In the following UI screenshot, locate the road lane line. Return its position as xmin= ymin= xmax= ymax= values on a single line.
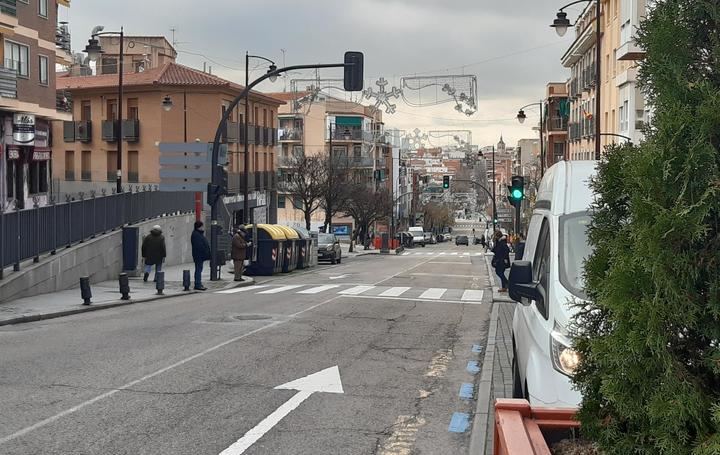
xmin=216 ymin=285 xmax=270 ymax=294
xmin=378 ymin=287 xmax=411 ymax=297
xmin=0 ymin=295 xmax=343 ymax=446
xmin=461 ymin=290 xmax=484 ymax=301
xmin=257 ymin=285 xmax=304 ymax=294
xmin=338 ymin=285 xmax=375 ymax=295
xmin=419 ymin=288 xmax=447 ymax=299
xmin=297 ymin=285 xmax=340 ymax=294
xmin=411 ymin=273 xmax=477 ymax=278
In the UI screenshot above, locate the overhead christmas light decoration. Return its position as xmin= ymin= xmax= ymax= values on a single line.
xmin=400 ymin=75 xmax=478 ymax=116
xmin=404 ymin=128 xmax=429 ymax=150
xmin=362 ymin=77 xmax=402 ymax=115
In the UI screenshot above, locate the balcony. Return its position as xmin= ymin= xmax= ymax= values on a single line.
xmin=224 ymin=121 xmax=239 ymax=143
xmin=56 ymin=23 xmax=71 ymax=53
xmin=122 ymin=119 xmax=139 ymax=142
xmin=330 ymin=128 xmax=364 ymax=142
xmin=75 ymin=121 xmax=91 ymax=143
xmin=56 ymin=90 xmax=72 ymax=112
xmin=548 ymin=117 xmax=568 ymax=131
xmin=279 ymin=128 xmax=303 ymax=141
xmin=102 ymin=120 xmax=117 ymax=142
xmin=349 ymin=156 xmax=374 ymax=167
xmin=227 ymin=171 xmax=277 ymax=193
xmin=0 ymin=66 xmax=17 ymax=99
xmin=262 ymin=127 xmax=269 ymax=146
xmin=0 ymin=0 xmax=16 ymax=17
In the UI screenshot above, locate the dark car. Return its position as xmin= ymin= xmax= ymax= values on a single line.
xmin=318 ymin=233 xmax=342 ymax=264
xmin=455 ymin=235 xmax=469 ymax=246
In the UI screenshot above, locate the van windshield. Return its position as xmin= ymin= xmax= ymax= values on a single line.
xmin=559 ymin=212 xmax=592 ymax=299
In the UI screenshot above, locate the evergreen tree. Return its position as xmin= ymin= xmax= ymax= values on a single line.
xmin=572 ymin=1 xmax=720 ymax=453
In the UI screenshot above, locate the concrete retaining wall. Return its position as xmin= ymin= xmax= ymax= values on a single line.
xmin=0 ymin=213 xmax=196 ymax=304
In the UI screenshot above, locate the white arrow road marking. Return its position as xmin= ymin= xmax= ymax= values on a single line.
xmin=328 ymin=274 xmax=349 ymax=280
xmin=219 ymin=366 xmax=344 ymax=455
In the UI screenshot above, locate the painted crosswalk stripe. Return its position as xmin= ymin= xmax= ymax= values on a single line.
xmin=439 ymin=252 xmax=447 ymax=255
xmin=419 ymin=288 xmax=447 ymax=299
xmin=461 ymin=253 xmax=469 ymax=256
xmin=461 ymin=290 xmax=484 ymax=302
xmin=297 ymin=285 xmax=340 ymax=294
xmin=216 ymin=285 xmax=270 ymax=294
xmin=451 ymin=252 xmax=458 ymax=256
xmin=257 ymin=285 xmax=304 ymax=294
xmin=338 ymin=285 xmax=376 ymax=295
xmin=379 ymin=287 xmax=411 ymax=297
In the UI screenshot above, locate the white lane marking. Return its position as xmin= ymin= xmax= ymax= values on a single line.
xmin=461 ymin=253 xmax=469 ymax=256
xmin=451 ymin=252 xmax=458 ymax=256
xmin=378 ymin=287 xmax=411 ymax=297
xmin=328 ymin=274 xmax=349 ymax=280
xmin=257 ymin=285 xmax=304 ymax=294
xmin=411 ymin=272 xmax=477 ymax=278
xmin=346 ymin=294 xmax=469 ymax=304
xmin=338 ymin=285 xmax=376 ymax=295
xmin=419 ymin=288 xmax=447 ymax=299
xmin=439 ymin=252 xmax=447 ymax=255
xmin=219 ymin=366 xmax=344 ymax=455
xmin=297 ymin=285 xmax=340 ymax=294
xmin=216 ymin=285 xmax=270 ymax=294
xmin=461 ymin=290 xmax=484 ymax=301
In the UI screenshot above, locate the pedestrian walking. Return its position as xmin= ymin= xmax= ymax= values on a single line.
xmin=231 ymin=228 xmax=249 ymax=281
xmin=491 ymin=230 xmax=510 ymax=292
xmin=141 ymin=225 xmax=166 ymax=282
xmin=191 ymin=221 xmax=211 ymax=290
xmin=479 ymin=234 xmax=487 ymax=251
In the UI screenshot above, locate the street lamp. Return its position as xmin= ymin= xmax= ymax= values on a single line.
xmin=84 ymin=25 xmax=124 ymax=193
xmin=242 ymin=53 xmax=278 ymax=225
xmin=516 ymin=102 xmax=545 ymax=176
xmin=551 ymin=0 xmax=601 ymax=160
xmin=161 ymin=95 xmax=173 ymax=112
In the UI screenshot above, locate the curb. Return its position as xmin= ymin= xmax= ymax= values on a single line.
xmin=0 ymin=277 xmax=255 ymax=327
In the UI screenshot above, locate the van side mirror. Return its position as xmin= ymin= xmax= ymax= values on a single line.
xmin=509 ymin=261 xmax=537 ymax=304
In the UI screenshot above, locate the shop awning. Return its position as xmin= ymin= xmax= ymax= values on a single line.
xmin=335 ymin=116 xmax=362 ymax=127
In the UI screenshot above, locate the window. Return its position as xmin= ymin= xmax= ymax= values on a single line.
xmin=81 ymin=100 xmax=91 ymax=121
xmin=29 ymin=161 xmax=48 ymax=194
xmin=254 ymin=106 xmax=259 ymax=125
xmin=277 ymin=195 xmax=286 ymax=209
xmin=106 ymin=99 xmax=117 ymax=121
xmin=559 ymin=212 xmax=592 ymax=299
xmin=263 ymin=108 xmax=267 ymax=127
xmin=107 ymin=150 xmax=117 ymax=181
xmin=128 ymin=151 xmax=139 ymax=182
xmin=292 ymin=145 xmax=303 ymax=156
xmin=38 ymin=0 xmax=48 ymax=17
xmin=293 ymin=196 xmax=303 ymax=209
xmin=254 ymin=151 xmax=259 ymax=172
xmin=38 ymin=55 xmax=48 ymax=85
xmin=101 ymin=57 xmax=117 ymax=75
xmin=5 ymin=41 xmax=29 ymax=77
xmin=81 ymin=151 xmax=91 ymax=181
xmin=532 ymin=218 xmax=551 ymax=320
xmin=127 ymin=98 xmax=139 ymax=120
xmin=65 ymin=151 xmax=75 ymax=181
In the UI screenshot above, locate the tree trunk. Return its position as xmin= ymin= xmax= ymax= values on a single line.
xmin=304 ymin=210 xmax=312 ymax=231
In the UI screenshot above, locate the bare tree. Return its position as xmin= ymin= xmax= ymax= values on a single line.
xmin=421 ymin=201 xmax=454 ymax=232
xmin=279 ymin=152 xmax=325 ymax=230
xmin=319 ymin=151 xmax=353 ymax=233
xmin=342 ymin=185 xmax=391 ymax=247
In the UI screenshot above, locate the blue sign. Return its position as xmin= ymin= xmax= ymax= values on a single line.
xmin=332 ymin=225 xmax=350 ymax=235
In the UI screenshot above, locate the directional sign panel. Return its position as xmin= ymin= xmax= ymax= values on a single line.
xmin=158 ymin=142 xmax=227 ymax=192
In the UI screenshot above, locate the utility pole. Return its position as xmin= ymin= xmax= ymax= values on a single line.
xmin=492 ymin=145 xmax=496 ymax=232
xmin=327 ymin=122 xmax=332 ymax=234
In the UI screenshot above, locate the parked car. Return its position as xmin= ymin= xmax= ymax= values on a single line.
xmin=436 ymin=233 xmax=446 ymax=243
xmin=317 ymin=233 xmax=342 ymax=264
xmin=455 ymin=235 xmax=469 ymax=246
xmin=408 ymin=227 xmax=426 ymax=247
xmin=424 ymin=232 xmax=436 ymax=244
xmin=509 ymin=160 xmax=596 ymax=408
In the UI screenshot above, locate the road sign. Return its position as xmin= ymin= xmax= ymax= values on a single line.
xmin=219 ymin=366 xmax=344 ymax=454
xmin=158 ymin=142 xmax=228 ymax=192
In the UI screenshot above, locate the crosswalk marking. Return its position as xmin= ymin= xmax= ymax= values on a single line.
xmin=461 ymin=290 xmax=484 ymax=301
xmin=298 ymin=285 xmax=340 ymax=294
xmin=379 ymin=287 xmax=411 ymax=297
xmin=461 ymin=253 xmax=469 ymax=256
xmin=216 ymin=285 xmax=270 ymax=294
xmin=257 ymin=285 xmax=304 ymax=294
xmin=419 ymin=288 xmax=447 ymax=299
xmin=338 ymin=285 xmax=376 ymax=295
xmin=451 ymin=253 xmax=458 ymax=256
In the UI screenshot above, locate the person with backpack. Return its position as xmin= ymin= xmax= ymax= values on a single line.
xmin=141 ymin=225 xmax=166 ymax=282
xmin=491 ymin=230 xmax=510 ymax=292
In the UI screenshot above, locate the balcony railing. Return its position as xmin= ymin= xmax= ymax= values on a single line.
xmin=262 ymin=127 xmax=269 ymax=146
xmin=56 ymin=23 xmax=71 ymax=53
xmin=0 ymin=66 xmax=17 ymax=99
xmin=330 ymin=128 xmax=364 ymax=141
xmin=56 ymin=90 xmax=72 ymax=112
xmin=0 ymin=0 xmax=16 ymax=17
xmin=279 ymin=128 xmax=303 ymax=141
xmin=75 ymin=121 xmax=91 ymax=143
xmin=548 ymin=117 xmax=568 ymax=131
xmin=349 ymin=156 xmax=374 ymax=167
xmin=227 ymin=171 xmax=277 ymax=193
xmin=224 ymin=121 xmax=239 ymax=143
xmin=122 ymin=119 xmax=139 ymax=142
xmin=102 ymin=120 xmax=117 ymax=142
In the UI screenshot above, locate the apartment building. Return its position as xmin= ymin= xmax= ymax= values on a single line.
xmin=0 ymin=0 xmax=72 ymax=210
xmin=543 ymin=82 xmax=569 ymax=166
xmin=54 ymin=40 xmax=283 ymax=224
xmin=270 ymin=91 xmax=390 ymax=233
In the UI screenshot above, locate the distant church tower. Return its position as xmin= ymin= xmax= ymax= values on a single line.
xmin=497 ymin=135 xmax=506 ymax=153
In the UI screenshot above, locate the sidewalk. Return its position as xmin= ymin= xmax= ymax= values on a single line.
xmin=0 ymin=262 xmax=253 ymax=327
xmin=340 ymin=244 xmax=380 ymax=258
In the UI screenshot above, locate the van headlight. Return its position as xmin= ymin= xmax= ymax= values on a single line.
xmin=550 ymin=321 xmax=581 ymax=377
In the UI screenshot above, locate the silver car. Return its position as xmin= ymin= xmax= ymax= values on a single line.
xmin=317 ymin=233 xmax=342 ymax=264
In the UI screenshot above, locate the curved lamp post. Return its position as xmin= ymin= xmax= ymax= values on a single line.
xmin=551 ymin=0 xmax=601 ymax=161
xmin=516 ymin=102 xmax=545 ymax=176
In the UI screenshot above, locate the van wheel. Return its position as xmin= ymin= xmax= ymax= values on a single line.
xmin=512 ymin=352 xmax=524 ymax=399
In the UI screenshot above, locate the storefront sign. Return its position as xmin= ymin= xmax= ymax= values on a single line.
xmin=32 ymin=149 xmax=50 ymax=161
xmin=7 ymin=146 xmax=20 ymax=160
xmin=13 ymin=113 xmax=35 ymax=144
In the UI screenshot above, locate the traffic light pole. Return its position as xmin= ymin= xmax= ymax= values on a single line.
xmin=515 ymin=203 xmax=521 ymax=237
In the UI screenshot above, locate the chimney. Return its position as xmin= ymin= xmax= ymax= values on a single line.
xmin=203 ymin=62 xmax=206 ymax=73
xmin=208 ymin=66 xmax=212 ymax=75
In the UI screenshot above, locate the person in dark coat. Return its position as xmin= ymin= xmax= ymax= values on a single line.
xmin=491 ymin=230 xmax=511 ymax=292
xmin=191 ymin=221 xmax=211 ymax=290
xmin=141 ymin=225 xmax=166 ymax=282
xmin=231 ymin=228 xmax=249 ymax=281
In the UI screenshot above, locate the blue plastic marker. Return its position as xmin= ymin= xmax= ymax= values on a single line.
xmin=459 ymin=383 xmax=474 ymax=400
xmin=466 ymin=360 xmax=480 ymax=374
xmin=448 ymin=412 xmax=471 ymax=433
xmin=472 ymin=344 xmax=483 ymax=353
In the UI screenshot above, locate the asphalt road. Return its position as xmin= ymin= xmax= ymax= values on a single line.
xmin=0 ymin=241 xmax=493 ymax=455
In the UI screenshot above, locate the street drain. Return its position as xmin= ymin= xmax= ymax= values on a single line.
xmin=233 ymin=314 xmax=272 ymax=321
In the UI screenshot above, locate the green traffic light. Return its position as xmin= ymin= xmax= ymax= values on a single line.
xmin=511 ymin=188 xmax=523 ymax=199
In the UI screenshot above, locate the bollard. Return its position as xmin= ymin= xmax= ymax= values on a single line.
xmin=80 ymin=277 xmax=92 ymax=305
xmin=182 ymin=270 xmax=191 ymax=291
xmin=119 ymin=273 xmax=130 ymax=300
xmin=155 ymin=271 xmax=165 ymax=295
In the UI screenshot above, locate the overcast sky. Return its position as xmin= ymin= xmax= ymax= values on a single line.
xmin=64 ymin=0 xmax=584 ymax=148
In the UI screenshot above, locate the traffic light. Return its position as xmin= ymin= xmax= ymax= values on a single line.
xmin=207 ymin=165 xmax=229 ymax=205
xmin=343 ymin=52 xmax=364 ymax=91
xmin=442 ymin=175 xmax=450 ymax=189
xmin=507 ymin=175 xmax=525 ymax=208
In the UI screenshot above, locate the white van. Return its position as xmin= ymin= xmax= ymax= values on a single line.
xmin=408 ymin=227 xmax=426 ymax=247
xmin=508 ymin=160 xmax=595 ymax=408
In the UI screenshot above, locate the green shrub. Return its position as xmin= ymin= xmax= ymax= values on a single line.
xmin=572 ymin=1 xmax=720 ymax=453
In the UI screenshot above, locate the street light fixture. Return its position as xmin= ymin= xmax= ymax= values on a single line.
xmin=551 ymin=0 xmax=601 ymax=160
xmin=162 ymin=95 xmax=173 ymax=112
xmin=516 ymin=109 xmax=527 ymax=124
